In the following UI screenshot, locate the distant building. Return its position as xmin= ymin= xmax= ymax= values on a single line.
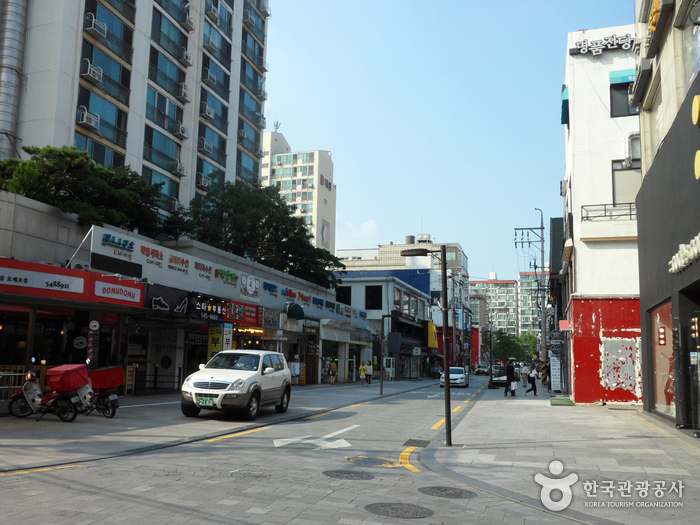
xmin=518 ymin=271 xmax=547 ymax=336
xmin=469 ymin=274 xmax=518 ymax=336
xmin=260 ymin=132 xmax=336 ymax=253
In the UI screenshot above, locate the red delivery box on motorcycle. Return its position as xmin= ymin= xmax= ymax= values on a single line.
xmin=46 ymin=364 xmax=89 ymax=392
xmin=90 ymin=366 xmax=125 ymax=389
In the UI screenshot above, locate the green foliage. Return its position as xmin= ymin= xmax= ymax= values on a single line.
xmin=182 ymin=182 xmax=346 ymax=289
xmin=0 ymin=146 xmax=163 ymax=234
xmin=492 ymin=330 xmax=527 ymax=363
xmin=518 ymin=332 xmax=538 ymax=359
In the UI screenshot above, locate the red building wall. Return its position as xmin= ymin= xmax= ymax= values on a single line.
xmin=570 ymin=297 xmax=642 ymax=404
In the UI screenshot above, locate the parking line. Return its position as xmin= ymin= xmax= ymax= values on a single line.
xmin=431 ymin=418 xmax=445 ymax=430
xmin=206 ymin=426 xmax=271 ymax=442
xmin=0 ymin=465 xmax=83 ymax=477
xmin=452 ymin=405 xmax=462 ymax=413
xmin=399 ymin=447 xmax=421 ymax=472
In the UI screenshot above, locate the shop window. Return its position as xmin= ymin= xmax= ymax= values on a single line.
xmin=336 ymin=286 xmax=351 ymax=306
xmin=365 ymin=285 xmax=382 ymax=310
xmin=612 ymin=160 xmax=642 ymax=204
xmin=610 ymin=82 xmax=638 ymax=118
xmin=652 ymin=301 xmax=674 ymax=418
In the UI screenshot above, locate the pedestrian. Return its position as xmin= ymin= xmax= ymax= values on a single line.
xmin=504 ymin=360 xmax=516 ymax=397
xmin=365 ymin=362 xmax=372 ymax=385
xmin=525 ymin=363 xmax=538 ymax=396
xmin=329 ymin=360 xmax=337 ymax=385
xmin=359 ymin=361 xmax=367 ymax=386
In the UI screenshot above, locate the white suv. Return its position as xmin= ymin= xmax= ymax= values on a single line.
xmin=181 ymin=349 xmax=291 ymax=420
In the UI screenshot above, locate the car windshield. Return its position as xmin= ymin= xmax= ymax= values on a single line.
xmin=449 ymin=367 xmax=464 ymax=375
xmin=206 ymin=353 xmax=260 ymax=371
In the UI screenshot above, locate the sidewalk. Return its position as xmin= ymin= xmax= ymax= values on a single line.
xmin=431 ymin=384 xmax=700 ymax=524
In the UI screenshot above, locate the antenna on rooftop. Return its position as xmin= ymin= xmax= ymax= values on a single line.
xmin=274 ymin=121 xmax=281 ymax=132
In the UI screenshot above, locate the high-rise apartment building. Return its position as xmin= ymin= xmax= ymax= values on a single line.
xmin=518 ymin=271 xmax=547 ymax=336
xmin=0 ymin=0 xmax=269 ymax=213
xmin=469 ymin=274 xmax=518 ymax=336
xmin=260 ymin=131 xmax=336 ymax=253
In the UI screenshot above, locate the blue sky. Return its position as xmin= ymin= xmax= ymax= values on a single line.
xmin=264 ymin=1 xmax=635 ymax=281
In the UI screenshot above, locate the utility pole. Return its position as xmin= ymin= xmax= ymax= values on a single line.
xmin=515 ymin=209 xmax=546 ymax=360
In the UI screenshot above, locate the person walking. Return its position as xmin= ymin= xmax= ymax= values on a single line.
xmin=329 ymin=360 xmax=337 ymax=385
xmin=525 ymin=363 xmax=538 ymax=396
xmin=365 ymin=362 xmax=373 ymax=386
xmin=504 ymin=360 xmax=516 ymax=397
xmin=359 ymin=361 xmax=367 ymax=386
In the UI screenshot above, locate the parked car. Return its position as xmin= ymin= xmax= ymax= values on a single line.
xmin=490 ymin=364 xmax=520 ymax=387
xmin=440 ymin=367 xmax=469 ymax=388
xmin=181 ymin=349 xmax=291 ymax=420
xmin=475 ymin=364 xmax=489 ymax=376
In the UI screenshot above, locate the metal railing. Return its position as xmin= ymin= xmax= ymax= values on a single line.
xmin=581 ymin=203 xmax=636 ymax=221
xmin=149 ymin=64 xmax=180 ymax=98
xmin=146 ymin=103 xmax=180 ymax=135
xmin=0 ymin=371 xmax=24 ymax=401
xmin=104 ymin=0 xmax=136 ymax=23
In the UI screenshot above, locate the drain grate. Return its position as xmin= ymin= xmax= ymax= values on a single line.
xmin=403 ymin=439 xmax=431 ymax=448
xmin=323 ymin=470 xmax=374 ymax=480
xmin=418 ymin=486 xmax=477 ymax=499
xmin=365 ymin=503 xmax=434 ymax=519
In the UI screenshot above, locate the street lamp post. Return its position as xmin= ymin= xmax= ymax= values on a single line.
xmin=401 ymin=244 xmax=452 ymax=447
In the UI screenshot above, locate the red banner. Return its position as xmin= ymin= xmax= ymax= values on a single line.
xmin=225 ymin=300 xmax=263 ymax=326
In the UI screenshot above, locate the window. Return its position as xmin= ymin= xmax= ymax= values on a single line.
xmin=612 ymin=160 xmax=642 ymax=204
xmin=81 ymin=41 xmax=131 ymax=105
xmin=74 ymin=132 xmax=124 ymax=168
xmin=336 ymin=286 xmax=351 ymax=306
xmin=610 ymin=82 xmax=638 ymax=118
xmin=682 ymin=14 xmax=700 ymax=91
xmin=236 ymin=150 xmax=258 ymax=183
xmin=201 ymin=88 xmax=228 ymax=133
xmin=77 ymin=86 xmax=127 ymax=148
xmin=197 ymin=157 xmax=224 ymax=186
xmin=143 ymin=166 xmax=179 ymax=200
xmin=365 ymin=285 xmax=382 ymax=310
xmin=649 ymin=85 xmax=663 ymax=156
xmin=652 ymin=301 xmax=674 ymax=417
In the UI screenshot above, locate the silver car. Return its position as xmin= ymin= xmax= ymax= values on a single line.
xmin=440 ymin=366 xmax=469 ymax=388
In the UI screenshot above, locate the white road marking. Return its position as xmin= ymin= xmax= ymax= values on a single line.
xmin=120 ymin=402 xmax=181 ymax=408
xmin=273 ymin=425 xmax=359 ymax=450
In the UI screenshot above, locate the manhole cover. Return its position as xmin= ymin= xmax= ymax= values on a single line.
xmin=403 ymin=439 xmax=431 ymax=448
xmin=347 ymin=457 xmax=392 ymax=467
xmin=323 ymin=470 xmax=374 ymax=480
xmin=418 ymin=486 xmax=477 ymax=499
xmin=365 ymin=503 xmax=434 ymax=519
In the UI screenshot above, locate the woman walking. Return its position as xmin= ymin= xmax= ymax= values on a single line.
xmin=525 ymin=363 xmax=538 ymax=396
xmin=359 ymin=361 xmax=367 ymax=386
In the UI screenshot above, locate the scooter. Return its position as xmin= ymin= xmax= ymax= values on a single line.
xmin=77 ymin=381 xmax=119 ymax=418
xmin=8 ymin=369 xmax=81 ymax=422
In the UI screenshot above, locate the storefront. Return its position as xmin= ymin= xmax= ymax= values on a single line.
xmin=637 ymin=71 xmax=700 ymax=428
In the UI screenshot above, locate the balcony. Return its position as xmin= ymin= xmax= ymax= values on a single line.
xmin=154 ymin=0 xmax=191 ymax=32
xmin=152 ymin=24 xmax=186 ymax=64
xmin=236 ymin=162 xmax=257 ymax=184
xmin=104 ymin=29 xmax=133 ymax=63
xmin=104 ymin=0 xmax=136 ymax=23
xmin=144 ymin=143 xmax=181 ymax=175
xmin=99 ymin=71 xmax=131 ymax=105
xmin=84 ymin=13 xmax=107 ymax=39
xmin=579 ymin=203 xmax=638 ymax=242
xmin=99 ymin=119 xmax=128 ymax=149
xmin=199 ymin=138 xmax=227 ymax=166
xmin=146 ymin=103 xmax=184 ymax=138
xmin=76 ymin=106 xmax=100 ymax=131
xmin=80 ymin=58 xmax=103 ymax=84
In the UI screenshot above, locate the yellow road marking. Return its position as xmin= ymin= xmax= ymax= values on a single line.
xmin=352 ymin=401 xmax=371 ymax=407
xmin=452 ymin=405 xmax=462 ymax=413
xmin=431 ymin=418 xmax=445 ymax=430
xmin=0 ymin=465 xmax=83 ymax=477
xmin=207 ymin=426 xmax=271 ymax=442
xmin=463 ymin=399 xmax=470 ymax=404
xmin=385 ymin=395 xmax=396 ymax=399
xmin=399 ymin=447 xmax=421 ymax=472
xmin=307 ymin=412 xmax=330 ymax=419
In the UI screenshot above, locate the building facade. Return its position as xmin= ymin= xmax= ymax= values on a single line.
xmin=632 ymin=0 xmax=700 ymax=430
xmin=559 ymin=24 xmax=642 ymax=404
xmin=469 ymin=275 xmax=518 ymax=336
xmin=0 ymin=0 xmax=269 ymax=213
xmin=260 ymin=131 xmax=337 ymax=253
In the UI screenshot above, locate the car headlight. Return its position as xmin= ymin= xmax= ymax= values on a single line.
xmin=229 ymin=378 xmax=246 ymax=391
xmin=182 ymin=376 xmax=194 ymax=388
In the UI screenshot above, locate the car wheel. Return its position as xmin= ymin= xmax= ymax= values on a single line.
xmin=275 ymin=388 xmax=290 ymax=413
xmin=242 ymin=392 xmax=260 ymax=421
xmin=181 ymin=402 xmax=200 ymax=418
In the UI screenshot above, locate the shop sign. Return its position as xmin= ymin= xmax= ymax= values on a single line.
xmin=320 ymin=174 xmax=332 ymax=192
xmin=263 ymin=308 xmax=280 ymax=329
xmin=412 ymin=347 xmax=421 ymax=356
xmin=240 ymin=274 xmax=260 ymax=301
xmin=187 ymin=331 xmax=208 ymax=344
xmin=359 ymin=311 xmax=367 ymax=319
xmin=94 ymin=280 xmax=142 ymax=304
xmin=0 ymin=267 xmax=85 ymax=295
xmin=669 ymin=232 xmax=700 ymax=273
xmin=298 ymin=292 xmax=311 ymax=304
xmin=225 ymin=300 xmax=263 ymax=326
xmin=280 ymin=287 xmax=297 ymax=298
xmin=101 ymin=233 xmax=135 ymax=257
xmin=215 ymin=268 xmax=238 ymax=286
xmin=325 ymin=300 xmax=335 ymax=312
xmin=263 ymin=281 xmax=278 ymax=297
xmin=569 ymin=34 xmax=634 ymax=56
xmin=335 ymin=303 xmax=344 ymax=314
xmin=208 ymin=326 xmax=223 ymax=360
xmin=302 ymin=319 xmax=320 ymax=334
xmin=146 ymin=285 xmax=189 ymax=317
xmin=190 ymin=297 xmax=226 ymax=322
xmin=194 ymin=261 xmax=212 ymax=281
xmin=167 ymin=254 xmax=189 ymax=275
xmin=73 ymin=336 xmax=87 ymax=349
xmin=312 ymin=297 xmax=324 ymax=308
xmin=140 ymin=246 xmax=164 ymax=268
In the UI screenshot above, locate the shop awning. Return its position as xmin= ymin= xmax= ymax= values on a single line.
xmin=285 ymin=302 xmax=305 ymax=319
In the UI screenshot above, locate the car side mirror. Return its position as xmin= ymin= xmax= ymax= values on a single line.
xmin=264 ymin=367 xmax=275 ymax=375
xmin=199 ymin=364 xmax=205 ymax=370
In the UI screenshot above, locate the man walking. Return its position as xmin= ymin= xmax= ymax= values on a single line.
xmin=504 ymin=360 xmax=516 ymax=397
xmin=366 ymin=362 xmax=373 ymax=385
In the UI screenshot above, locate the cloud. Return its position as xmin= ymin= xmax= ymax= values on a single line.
xmin=335 ymin=219 xmax=379 ymax=251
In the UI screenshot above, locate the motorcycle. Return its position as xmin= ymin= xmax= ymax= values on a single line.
xmin=77 ymin=382 xmax=119 ymax=418
xmin=8 ymin=369 xmax=81 ymax=422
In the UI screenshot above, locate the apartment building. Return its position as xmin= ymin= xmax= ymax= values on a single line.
xmin=0 ymin=0 xmax=269 ymax=213
xmin=469 ymin=274 xmax=518 ymax=336
xmin=260 ymin=131 xmax=337 ymax=253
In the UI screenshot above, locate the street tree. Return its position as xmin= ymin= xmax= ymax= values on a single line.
xmin=0 ymin=146 xmax=164 ymax=236
xmin=492 ymin=330 xmax=526 ymax=363
xmin=183 ymin=182 xmax=345 ymax=289
xmin=518 ymin=332 xmax=538 ymax=360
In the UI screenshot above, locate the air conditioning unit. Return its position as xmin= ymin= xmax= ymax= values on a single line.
xmin=256 ymin=56 xmax=268 ymax=72
xmin=255 ymin=144 xmax=264 ymax=156
xmin=238 ymin=129 xmax=247 ymax=140
xmin=242 ymin=10 xmax=254 ymax=27
xmin=84 ymin=12 xmax=107 ymax=39
xmin=70 ymin=259 xmax=91 ymax=271
xmin=259 ymin=1 xmax=271 ymax=17
xmin=76 ymin=106 xmax=100 ymax=131
xmin=202 ymin=67 xmax=217 ymax=87
xmin=178 ymin=47 xmax=192 ymax=67
xmin=196 ymin=172 xmax=212 ymax=189
xmin=198 ymin=137 xmax=214 ymax=154
xmin=180 ymin=8 xmax=195 ymax=32
xmin=257 ymin=87 xmax=268 ymax=100
xmin=172 ymin=160 xmax=186 ymax=176
xmin=177 ymin=82 xmax=191 ymax=103
xmin=205 ymin=2 xmax=220 ymax=22
xmin=167 ymin=197 xmax=179 ymax=212
xmin=200 ymin=103 xmax=215 ymax=120
xmin=174 ymin=122 xmax=189 ymax=140
xmin=255 ymin=113 xmax=266 ymax=128
xmin=80 ymin=58 xmax=103 ymax=83
xmin=203 ymin=35 xmax=219 ymax=54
